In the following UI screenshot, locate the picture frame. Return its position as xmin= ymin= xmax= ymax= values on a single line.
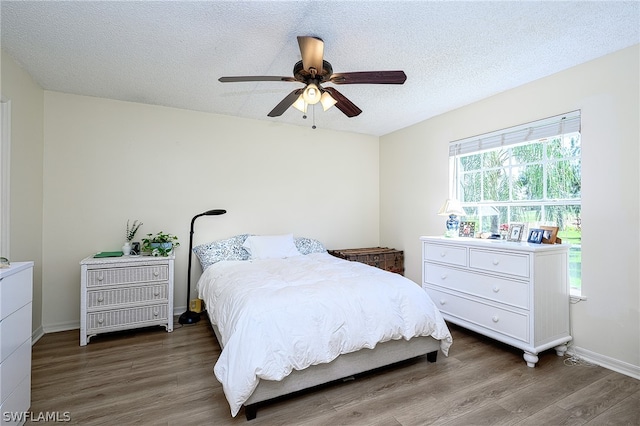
xmin=458 ymin=221 xmax=476 ymax=238
xmin=507 ymin=223 xmax=524 ymax=242
xmin=540 ymin=225 xmax=559 ymax=244
xmin=527 ymin=228 xmax=544 ymax=244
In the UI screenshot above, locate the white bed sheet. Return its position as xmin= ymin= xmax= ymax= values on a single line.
xmin=197 ymin=252 xmax=452 ymax=417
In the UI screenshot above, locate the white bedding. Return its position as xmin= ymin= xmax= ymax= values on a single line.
xmin=197 ymin=252 xmax=453 ymax=417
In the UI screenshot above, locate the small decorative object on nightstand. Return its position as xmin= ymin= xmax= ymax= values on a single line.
xmin=328 ymin=247 xmax=404 ymax=275
xmin=79 ymin=254 xmax=174 ymax=345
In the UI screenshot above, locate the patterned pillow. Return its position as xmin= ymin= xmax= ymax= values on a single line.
xmin=294 ymin=237 xmax=327 ymax=255
xmin=192 ymin=234 xmax=251 ymax=270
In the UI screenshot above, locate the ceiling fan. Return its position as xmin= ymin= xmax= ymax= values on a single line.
xmin=218 ymin=36 xmax=407 ymax=119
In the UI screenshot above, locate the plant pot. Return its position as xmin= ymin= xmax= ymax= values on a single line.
xmin=150 ymin=242 xmax=173 ymax=256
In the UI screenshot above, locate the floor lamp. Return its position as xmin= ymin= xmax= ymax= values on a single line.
xmin=178 ymin=208 xmax=227 ymax=325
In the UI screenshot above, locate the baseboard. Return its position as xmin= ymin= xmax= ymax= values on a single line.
xmin=568 ymin=345 xmax=640 ymax=380
xmin=31 ymin=325 xmax=45 ymax=345
xmin=42 ymin=320 xmax=80 ymax=334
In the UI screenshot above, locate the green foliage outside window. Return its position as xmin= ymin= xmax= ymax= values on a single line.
xmin=455 ymin=133 xmax=582 ymax=290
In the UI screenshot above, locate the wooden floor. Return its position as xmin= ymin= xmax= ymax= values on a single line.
xmin=27 ymin=318 xmax=639 ymax=425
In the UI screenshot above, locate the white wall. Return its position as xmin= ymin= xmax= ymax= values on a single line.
xmin=1 ymin=50 xmax=45 ymax=337
xmin=380 ymin=45 xmax=640 ymax=375
xmin=41 ymin=92 xmax=380 ymax=330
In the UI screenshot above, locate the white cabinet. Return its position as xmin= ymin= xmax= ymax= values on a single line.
xmin=421 ymin=236 xmax=571 ymax=367
xmin=0 ymin=262 xmax=33 ymax=426
xmin=80 ymin=255 xmax=174 ymax=346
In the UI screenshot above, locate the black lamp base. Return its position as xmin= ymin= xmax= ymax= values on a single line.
xmin=178 ymin=310 xmax=201 ymax=325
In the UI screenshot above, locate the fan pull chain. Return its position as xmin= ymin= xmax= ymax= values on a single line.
xmin=312 ymin=104 xmax=316 ymax=129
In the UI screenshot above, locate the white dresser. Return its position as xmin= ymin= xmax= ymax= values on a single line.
xmin=421 ymin=236 xmax=571 ymax=367
xmin=80 ymin=255 xmax=174 ymax=346
xmin=0 ymin=262 xmax=33 ymax=426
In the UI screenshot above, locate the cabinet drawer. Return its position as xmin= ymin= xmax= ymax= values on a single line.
xmin=0 ymin=339 xmax=31 ymax=405
xmin=469 ymin=249 xmax=529 ymax=278
xmin=0 ymin=267 xmax=33 ymax=321
xmin=425 ymin=263 xmax=529 ymax=309
xmin=425 ymin=287 xmax=528 ymax=342
xmin=87 ymin=284 xmax=168 ymax=309
xmin=86 ymin=265 xmax=168 ymax=287
xmin=424 ymin=243 xmax=466 ymax=267
xmin=87 ymin=304 xmax=168 ymax=331
xmin=0 ymin=304 xmax=31 ymax=364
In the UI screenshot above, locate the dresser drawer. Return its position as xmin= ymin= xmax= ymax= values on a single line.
xmin=425 ymin=264 xmax=529 ymax=309
xmin=423 ymin=242 xmax=467 ymax=267
xmin=87 ymin=304 xmax=169 ymax=331
xmin=0 ymin=339 xmax=31 ymax=405
xmin=0 ymin=304 xmax=31 ymax=364
xmin=469 ymin=249 xmax=529 ymax=278
xmin=87 ymin=284 xmax=168 ymax=309
xmin=425 ymin=287 xmax=529 ymax=342
xmin=86 ymin=265 xmax=168 ymax=287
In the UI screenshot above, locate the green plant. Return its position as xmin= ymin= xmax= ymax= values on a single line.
xmin=141 ymin=231 xmax=180 ymax=256
xmin=126 ymin=219 xmax=143 ymax=242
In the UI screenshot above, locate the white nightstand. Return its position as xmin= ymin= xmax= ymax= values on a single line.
xmin=80 ymin=255 xmax=174 ymax=346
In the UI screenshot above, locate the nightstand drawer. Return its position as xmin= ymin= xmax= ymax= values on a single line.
xmin=425 ymin=287 xmax=528 ymax=342
xmin=86 ymin=265 xmax=168 ymax=287
xmin=87 ymin=284 xmax=169 ymax=309
xmin=423 ymin=243 xmax=466 ymax=267
xmin=425 ymin=263 xmax=529 ymax=309
xmin=87 ymin=304 xmax=169 ymax=331
xmin=469 ymin=249 xmax=529 ymax=278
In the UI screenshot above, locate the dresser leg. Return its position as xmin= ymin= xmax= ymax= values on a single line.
xmin=554 ymin=343 xmax=568 ymax=357
xmin=523 ymin=351 xmax=539 ymax=368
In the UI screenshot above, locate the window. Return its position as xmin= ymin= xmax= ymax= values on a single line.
xmin=449 ymin=111 xmax=582 ymax=293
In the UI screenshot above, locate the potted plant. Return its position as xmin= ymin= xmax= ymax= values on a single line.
xmin=123 ymin=220 xmax=143 ymax=255
xmin=142 ymin=231 xmax=180 ymax=256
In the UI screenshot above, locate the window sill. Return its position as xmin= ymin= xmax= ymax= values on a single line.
xmin=570 ymin=290 xmax=587 ymax=304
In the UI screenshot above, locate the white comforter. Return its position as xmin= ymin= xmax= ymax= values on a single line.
xmin=197 ymin=252 xmax=452 ymax=417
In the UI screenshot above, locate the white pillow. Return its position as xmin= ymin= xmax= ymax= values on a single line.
xmin=242 ymin=234 xmax=301 ymax=259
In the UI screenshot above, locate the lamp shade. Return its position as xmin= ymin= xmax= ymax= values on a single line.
xmin=293 ymin=95 xmax=307 ymax=113
xmin=302 ymin=83 xmax=321 ymax=104
xmin=437 ymin=198 xmax=465 ymax=216
xmin=320 ymin=91 xmax=337 ymax=111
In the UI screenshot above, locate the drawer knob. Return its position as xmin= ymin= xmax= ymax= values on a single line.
xmin=440 ymin=274 xmax=447 ymax=280
xmin=98 ymin=318 xmax=104 ymax=324
xmin=153 ymin=310 xmax=159 ymax=317
xmin=153 ymin=271 xmax=159 ymax=277
xmin=492 ymin=315 xmax=499 ymax=323
xmin=439 ymin=251 xmax=446 ymax=257
xmin=492 ymin=286 xmax=500 ymax=293
xmin=97 ymin=274 xmax=104 ymax=281
xmin=98 ymin=296 xmax=104 ymax=302
xmin=154 ymin=291 xmax=160 ymax=297
xmin=492 ymin=259 xmax=499 ymax=266
xmin=439 ymin=299 xmax=446 ymax=305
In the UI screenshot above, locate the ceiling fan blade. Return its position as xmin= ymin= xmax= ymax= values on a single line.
xmin=329 ymin=71 xmax=407 ymax=85
xmin=297 ymin=36 xmax=324 ymax=74
xmin=267 ymin=88 xmax=304 ymax=117
xmin=219 ymin=76 xmax=297 ymax=83
xmin=323 ymin=87 xmax=362 ymax=117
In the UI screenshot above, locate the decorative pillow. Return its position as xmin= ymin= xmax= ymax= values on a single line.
xmin=192 ymin=234 xmax=251 ymax=270
xmin=242 ymin=234 xmax=301 ymax=260
xmin=294 ymin=237 xmax=327 ymax=255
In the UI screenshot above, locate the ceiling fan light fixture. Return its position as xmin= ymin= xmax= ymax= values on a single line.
xmin=302 ymin=83 xmax=321 ymax=104
xmin=320 ymin=91 xmax=337 ymax=111
xmin=292 ymin=95 xmax=308 ymax=113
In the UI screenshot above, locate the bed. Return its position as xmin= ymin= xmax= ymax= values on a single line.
xmin=194 ymin=234 xmax=453 ymax=420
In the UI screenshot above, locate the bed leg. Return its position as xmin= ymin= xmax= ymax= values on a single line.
xmin=245 ymin=404 xmax=257 ymax=421
xmin=426 ymin=350 xmax=438 ymax=363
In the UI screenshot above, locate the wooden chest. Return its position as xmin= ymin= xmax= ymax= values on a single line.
xmin=328 ymin=247 xmax=404 ymax=275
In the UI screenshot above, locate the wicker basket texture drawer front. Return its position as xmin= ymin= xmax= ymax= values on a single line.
xmin=329 ymin=247 xmax=404 ymax=275
xmin=87 ymin=304 xmax=169 ymax=331
xmin=87 ymin=284 xmax=168 ymax=310
xmin=86 ymin=265 xmax=168 ymax=287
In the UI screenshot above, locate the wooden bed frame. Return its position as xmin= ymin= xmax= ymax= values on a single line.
xmin=211 ymin=323 xmax=441 ymax=420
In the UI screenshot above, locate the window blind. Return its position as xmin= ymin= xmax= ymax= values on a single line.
xmin=449 ymin=110 xmax=581 ymax=156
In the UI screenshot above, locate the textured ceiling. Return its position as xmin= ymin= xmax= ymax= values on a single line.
xmin=1 ymin=1 xmax=638 ymax=136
